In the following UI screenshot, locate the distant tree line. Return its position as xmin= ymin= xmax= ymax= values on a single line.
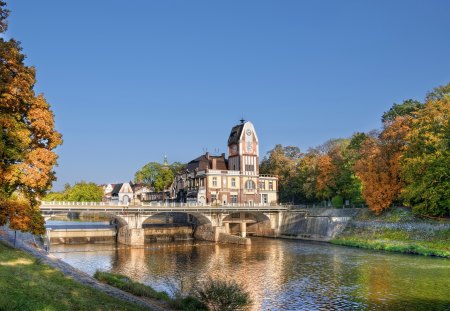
xmin=44 ymin=182 xmax=104 ymax=202
xmin=261 ymin=83 xmax=450 ymax=217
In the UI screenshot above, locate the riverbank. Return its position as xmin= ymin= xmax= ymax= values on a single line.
xmin=0 ymin=227 xmax=168 ymax=311
xmin=0 ymin=242 xmax=153 ymax=311
xmin=330 ymin=207 xmax=450 ymax=258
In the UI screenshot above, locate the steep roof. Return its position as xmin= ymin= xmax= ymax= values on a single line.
xmin=111 ymin=183 xmax=123 ymax=195
xmin=228 ymin=123 xmax=244 ymax=145
xmin=185 ymin=153 xmax=228 ymax=172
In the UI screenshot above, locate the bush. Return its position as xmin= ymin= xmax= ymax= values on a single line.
xmin=195 ymin=278 xmax=252 ymax=311
xmin=170 ymin=296 xmax=208 ymax=311
xmin=331 ymin=195 xmax=344 ymax=208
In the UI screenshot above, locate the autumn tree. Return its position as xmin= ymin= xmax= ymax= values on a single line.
xmin=260 ymin=145 xmax=303 ymax=202
xmin=0 ymin=2 xmax=62 ymax=234
xmin=401 ymin=92 xmax=450 ymax=217
xmin=354 ymin=117 xmax=410 ymax=214
xmin=304 ymin=139 xmax=363 ymax=206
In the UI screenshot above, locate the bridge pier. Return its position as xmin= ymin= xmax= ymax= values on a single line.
xmin=224 ymin=222 xmax=230 ymax=234
xmin=117 ymin=226 xmax=145 ymax=246
xmin=116 ymin=214 xmax=148 ymax=246
xmin=240 ymin=222 xmax=247 ymax=238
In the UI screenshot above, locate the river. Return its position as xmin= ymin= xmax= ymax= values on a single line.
xmin=49 ymin=235 xmax=450 ymax=310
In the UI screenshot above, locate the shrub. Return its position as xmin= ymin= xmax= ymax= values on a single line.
xmin=169 ymin=296 xmax=208 ymax=311
xmin=331 ymin=195 xmax=344 ymax=208
xmin=194 ymin=278 xmax=252 ymax=311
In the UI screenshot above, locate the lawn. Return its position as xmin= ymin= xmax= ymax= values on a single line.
xmin=0 ymin=242 xmax=150 ymax=311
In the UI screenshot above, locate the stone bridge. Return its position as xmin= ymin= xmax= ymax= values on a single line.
xmin=40 ymin=202 xmax=288 ymax=245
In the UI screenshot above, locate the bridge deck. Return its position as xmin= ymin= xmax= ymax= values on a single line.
xmin=40 ymin=206 xmax=288 ymax=213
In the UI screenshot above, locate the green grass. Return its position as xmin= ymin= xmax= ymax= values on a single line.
xmin=94 ymin=271 xmax=207 ymax=311
xmin=93 ymin=271 xmax=170 ymax=301
xmin=0 ymin=242 xmax=149 ymax=311
xmin=332 ymin=228 xmax=450 ymax=258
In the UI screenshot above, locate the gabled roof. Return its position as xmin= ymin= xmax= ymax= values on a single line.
xmin=111 ymin=183 xmax=123 ymax=195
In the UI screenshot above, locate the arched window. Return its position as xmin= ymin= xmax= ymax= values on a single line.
xmin=245 ymin=180 xmax=255 ymax=190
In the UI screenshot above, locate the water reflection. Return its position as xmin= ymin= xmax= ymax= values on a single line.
xmin=51 ymin=238 xmax=450 ymax=310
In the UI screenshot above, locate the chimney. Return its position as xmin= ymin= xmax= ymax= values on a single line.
xmin=205 ymin=152 xmax=209 ymax=159
xmin=212 ymin=158 xmax=217 ymax=170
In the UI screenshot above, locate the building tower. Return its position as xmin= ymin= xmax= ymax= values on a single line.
xmin=227 ymin=119 xmax=259 ymax=175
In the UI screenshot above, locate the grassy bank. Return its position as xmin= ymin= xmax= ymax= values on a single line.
xmin=331 ymin=208 xmax=450 ymax=258
xmin=94 ymin=271 xmax=207 ymax=311
xmin=0 ymin=242 xmax=150 ymax=311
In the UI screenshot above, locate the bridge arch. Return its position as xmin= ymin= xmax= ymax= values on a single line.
xmin=223 ymin=211 xmax=270 ymax=223
xmin=141 ymin=212 xmax=212 ymax=227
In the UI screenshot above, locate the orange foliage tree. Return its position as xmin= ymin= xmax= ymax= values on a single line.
xmin=0 ymin=2 xmax=62 ymax=234
xmin=354 ymin=117 xmax=410 ymax=214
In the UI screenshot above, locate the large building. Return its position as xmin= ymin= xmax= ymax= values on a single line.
xmin=174 ymin=120 xmax=278 ymax=205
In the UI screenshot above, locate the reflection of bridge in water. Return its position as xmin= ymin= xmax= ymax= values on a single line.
xmin=40 ymin=202 xmax=289 ymax=245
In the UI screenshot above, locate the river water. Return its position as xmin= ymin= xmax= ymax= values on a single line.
xmin=49 ymin=236 xmax=450 ymax=310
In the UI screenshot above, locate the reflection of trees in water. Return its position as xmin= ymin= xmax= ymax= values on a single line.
xmin=111 ymin=248 xmax=150 ymax=283
xmin=53 ymin=239 xmax=450 ymax=310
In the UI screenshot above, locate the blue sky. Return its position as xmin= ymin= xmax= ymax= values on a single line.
xmin=6 ymin=1 xmax=450 ymax=190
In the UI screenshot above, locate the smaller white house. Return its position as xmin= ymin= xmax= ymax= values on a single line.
xmin=104 ymin=182 xmax=134 ymax=205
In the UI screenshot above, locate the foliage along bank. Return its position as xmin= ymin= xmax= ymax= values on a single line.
xmin=0 ymin=1 xmax=62 ymax=235
xmin=260 ymin=83 xmax=450 ymax=218
xmin=331 ymin=207 xmax=450 ymax=258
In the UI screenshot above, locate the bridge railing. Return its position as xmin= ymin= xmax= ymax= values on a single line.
xmin=41 ymin=201 xmax=129 ymax=207
xmin=40 ymin=201 xmax=288 ymax=209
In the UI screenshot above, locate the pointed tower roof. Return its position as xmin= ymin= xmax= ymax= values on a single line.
xmin=162 ymin=155 xmax=169 ymax=169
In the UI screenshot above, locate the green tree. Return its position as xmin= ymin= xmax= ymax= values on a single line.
xmin=44 ymin=182 xmax=103 ymax=202
xmin=65 ymin=182 xmax=103 ymax=202
xmin=401 ymin=95 xmax=450 ymax=217
xmin=135 ymin=162 xmax=162 ymax=186
xmin=169 ymin=162 xmax=186 ymax=176
xmin=425 ymin=82 xmax=450 ymax=102
xmin=381 ymin=99 xmax=423 ymax=123
xmin=153 ymin=169 xmax=174 ymax=192
xmin=134 ymin=160 xmax=176 ymax=192
xmin=0 ymin=2 xmax=62 ymax=235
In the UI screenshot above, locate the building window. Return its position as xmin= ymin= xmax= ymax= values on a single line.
xmin=200 ymin=178 xmax=204 ymax=187
xmin=262 ymin=194 xmax=268 ymax=204
xmin=211 ymin=194 xmax=217 ymax=203
xmin=269 ymin=181 xmax=273 ymax=190
xmin=245 ymin=164 xmax=254 ymax=172
xmin=231 ymin=178 xmax=236 ymax=187
xmin=245 ymin=180 xmax=255 ymax=190
xmin=231 ymin=195 xmax=238 ymax=203
xmin=212 ymin=177 xmax=217 ymax=187
xmin=259 ymin=181 xmax=265 ymax=190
